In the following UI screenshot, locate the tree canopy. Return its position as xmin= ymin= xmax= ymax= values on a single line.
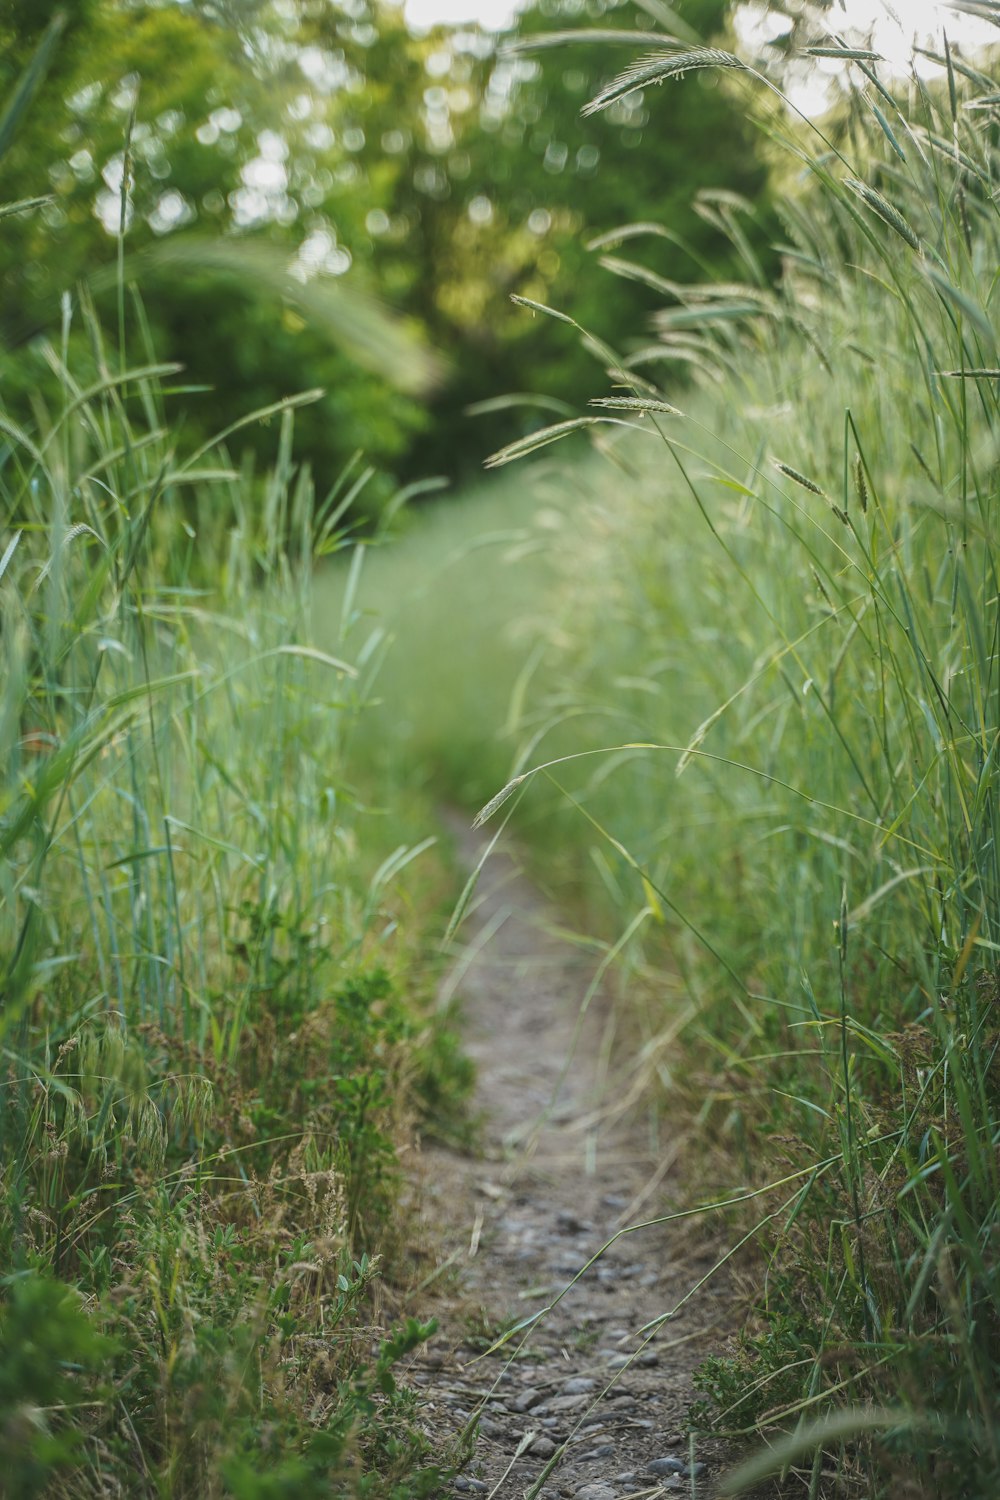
xmin=1 ymin=0 xmax=773 ymax=502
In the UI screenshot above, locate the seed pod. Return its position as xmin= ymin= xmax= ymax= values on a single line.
xmin=773 ymin=459 xmax=825 ymax=497
xmin=853 ymin=454 xmax=869 ymax=513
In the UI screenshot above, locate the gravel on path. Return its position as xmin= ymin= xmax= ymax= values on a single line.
xmin=403 ymin=814 xmax=739 ymax=1499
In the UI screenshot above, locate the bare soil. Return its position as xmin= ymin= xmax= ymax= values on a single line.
xmin=404 ymin=814 xmax=740 ymax=1500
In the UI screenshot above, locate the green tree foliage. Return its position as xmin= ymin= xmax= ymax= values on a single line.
xmin=0 ymin=0 xmax=430 ymax=509
xmin=382 ymin=0 xmax=775 ymax=472
xmin=0 ymin=0 xmax=771 ymax=500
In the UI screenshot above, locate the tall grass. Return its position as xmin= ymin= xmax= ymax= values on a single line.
xmin=451 ymin=20 xmax=1000 ymax=1500
xmin=0 ymin=15 xmax=475 ymax=1489
xmin=0 ymin=288 xmax=466 ymax=1495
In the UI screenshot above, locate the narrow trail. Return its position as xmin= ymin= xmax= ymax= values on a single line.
xmin=405 ymin=814 xmax=738 ymax=1500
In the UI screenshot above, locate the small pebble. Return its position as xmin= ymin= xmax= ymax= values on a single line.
xmin=512 ymin=1387 xmax=546 ymax=1413
xmin=563 ymin=1377 xmax=596 ymax=1396
xmin=547 ymin=1393 xmax=589 ymax=1414
xmin=453 ymin=1479 xmax=489 ymax=1494
xmin=529 ymin=1435 xmax=558 ymax=1460
xmin=685 ymin=1462 xmax=708 ymax=1478
xmin=478 ymin=1418 xmax=504 ymax=1438
xmin=647 ymin=1457 xmax=686 ymax=1477
xmin=574 ymin=1486 xmax=618 ymax=1500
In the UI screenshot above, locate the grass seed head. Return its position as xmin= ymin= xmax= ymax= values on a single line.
xmin=773 ymin=458 xmax=826 ymax=497
xmin=853 ymin=455 xmax=869 ymax=513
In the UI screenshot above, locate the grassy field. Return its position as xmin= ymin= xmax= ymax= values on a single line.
xmin=4 ymin=12 xmax=1000 ymax=1500
xmin=0 ymin=298 xmax=478 ymax=1495
xmin=316 ymin=463 xmax=560 ymax=812
xmin=325 ymin=39 xmax=1000 ymax=1500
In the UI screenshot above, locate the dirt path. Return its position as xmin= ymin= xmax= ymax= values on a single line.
xmin=405 ymin=815 xmax=737 ymax=1500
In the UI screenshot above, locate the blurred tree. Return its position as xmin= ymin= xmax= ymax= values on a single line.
xmin=0 ymin=0 xmax=772 ymax=501
xmin=370 ymin=0 xmax=776 ymax=473
xmin=0 ymin=0 xmax=430 ymax=510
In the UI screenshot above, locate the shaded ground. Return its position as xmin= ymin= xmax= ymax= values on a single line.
xmin=404 ymin=814 xmax=740 ymax=1499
